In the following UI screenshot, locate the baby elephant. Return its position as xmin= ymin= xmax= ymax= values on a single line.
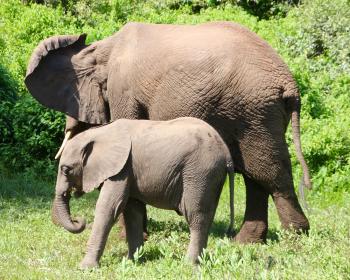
xmin=51 ymin=117 xmax=234 ymax=268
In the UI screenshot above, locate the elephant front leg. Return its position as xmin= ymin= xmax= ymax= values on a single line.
xmin=234 ymin=176 xmax=269 ymax=243
xmin=80 ymin=177 xmax=129 ymax=269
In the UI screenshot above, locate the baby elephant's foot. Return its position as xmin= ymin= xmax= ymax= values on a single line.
xmin=79 ymin=257 xmax=99 ymax=270
xmin=186 ymin=252 xmax=200 ymax=265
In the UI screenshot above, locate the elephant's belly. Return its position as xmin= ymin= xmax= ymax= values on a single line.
xmin=130 ymin=171 xmax=183 ymax=212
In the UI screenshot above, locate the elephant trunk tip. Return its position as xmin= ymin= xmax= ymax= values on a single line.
xmin=51 ymin=195 xmax=87 ymax=234
xmin=69 ymin=217 xmax=86 ymax=234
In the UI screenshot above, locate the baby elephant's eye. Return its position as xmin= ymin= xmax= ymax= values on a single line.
xmin=61 ymin=165 xmax=71 ymax=175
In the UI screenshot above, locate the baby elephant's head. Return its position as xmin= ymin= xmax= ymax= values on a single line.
xmin=51 ymin=123 xmax=131 ymax=234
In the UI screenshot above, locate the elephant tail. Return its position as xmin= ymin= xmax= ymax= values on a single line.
xmin=224 ymin=146 xmax=235 ymax=237
xmin=285 ymin=82 xmax=312 ymax=211
xmin=226 ymin=171 xmax=235 ymax=238
xmin=289 ymin=96 xmax=312 ymax=190
xmin=215 ymin=131 xmax=235 ymax=236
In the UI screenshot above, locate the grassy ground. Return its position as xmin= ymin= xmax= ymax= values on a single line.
xmin=0 ymin=173 xmax=349 ymax=279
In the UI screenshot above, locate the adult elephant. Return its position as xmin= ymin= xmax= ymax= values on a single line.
xmin=25 ymin=21 xmax=311 ymax=243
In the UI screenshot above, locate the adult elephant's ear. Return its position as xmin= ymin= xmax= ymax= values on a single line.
xmin=25 ymin=34 xmax=109 ymax=124
xmin=81 ymin=123 xmax=131 ymax=192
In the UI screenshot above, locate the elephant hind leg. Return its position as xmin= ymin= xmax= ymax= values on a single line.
xmin=272 ymin=191 xmax=310 ymax=232
xmin=234 ymin=132 xmax=309 ymax=243
xmin=234 ymin=176 xmax=269 ymax=243
xmin=182 ymin=179 xmax=222 ymax=263
xmin=187 ymin=227 xmax=210 ymax=264
xmin=264 ymin=149 xmax=310 ymax=233
xmin=80 ymin=175 xmax=129 ymax=269
xmin=123 ymin=199 xmax=145 ymax=260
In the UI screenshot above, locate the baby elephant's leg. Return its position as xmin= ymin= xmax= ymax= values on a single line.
xmin=184 ymin=183 xmax=221 ymax=264
xmin=187 ymin=226 xmax=211 ymax=264
xmin=80 ymin=176 xmax=129 ymax=269
xmin=123 ymin=199 xmax=145 ymax=260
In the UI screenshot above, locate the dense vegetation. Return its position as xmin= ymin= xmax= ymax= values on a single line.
xmin=0 ymin=0 xmax=349 ymax=278
xmin=1 ymin=0 xmax=349 ymax=191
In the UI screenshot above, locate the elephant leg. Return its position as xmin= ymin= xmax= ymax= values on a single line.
xmin=123 ymin=199 xmax=145 ymax=260
xmin=80 ymin=177 xmax=128 ymax=269
xmin=118 ymin=204 xmax=148 ymax=241
xmin=187 ymin=227 xmax=210 ymax=264
xmin=234 ymin=130 xmax=309 ymax=243
xmin=272 ymin=190 xmax=309 ymax=232
xmin=234 ymin=176 xmax=269 ymax=243
xmin=183 ymin=180 xmax=220 ymax=263
xmin=186 ymin=207 xmax=217 ymax=263
xmin=268 ymin=155 xmax=310 ymax=233
xmin=117 ymin=214 xmax=127 ymax=239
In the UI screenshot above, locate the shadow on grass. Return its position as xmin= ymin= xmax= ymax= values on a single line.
xmin=0 ymin=173 xmax=53 ymax=197
xmin=266 ymin=228 xmax=280 ymax=242
xmin=142 ymin=246 xmax=165 ymax=262
xmin=147 ymin=217 xmax=233 ymax=237
xmin=0 ymin=174 xmax=98 ymax=212
xmin=147 ymin=216 xmax=282 ymax=244
xmin=147 ymin=218 xmax=189 ymax=234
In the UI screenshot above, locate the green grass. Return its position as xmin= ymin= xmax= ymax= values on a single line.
xmin=0 ymin=173 xmax=349 ymax=279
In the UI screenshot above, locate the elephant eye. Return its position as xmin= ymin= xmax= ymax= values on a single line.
xmin=61 ymin=165 xmax=72 ymax=175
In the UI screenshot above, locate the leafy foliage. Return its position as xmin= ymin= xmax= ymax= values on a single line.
xmin=0 ymin=0 xmax=349 ymax=191
xmin=0 ymin=64 xmax=17 ymax=146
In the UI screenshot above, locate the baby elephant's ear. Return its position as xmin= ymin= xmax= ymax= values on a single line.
xmin=82 ymin=126 xmax=131 ymax=192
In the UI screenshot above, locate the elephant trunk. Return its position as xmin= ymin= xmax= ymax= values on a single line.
xmin=52 ymin=193 xmax=86 ymax=234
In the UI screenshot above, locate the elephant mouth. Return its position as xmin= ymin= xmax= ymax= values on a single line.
xmin=63 ymin=186 xmax=84 ymax=199
xmin=71 ymin=187 xmax=85 ymax=198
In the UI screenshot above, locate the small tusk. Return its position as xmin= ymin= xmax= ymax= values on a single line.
xmin=54 ymin=131 xmax=72 ymax=160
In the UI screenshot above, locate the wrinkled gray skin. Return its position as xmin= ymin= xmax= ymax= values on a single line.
xmin=52 ymin=117 xmax=235 ymax=268
xmin=26 ymin=21 xmax=311 ymax=243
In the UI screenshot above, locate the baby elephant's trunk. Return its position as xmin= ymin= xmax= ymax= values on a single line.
xmin=52 ymin=193 xmax=86 ymax=234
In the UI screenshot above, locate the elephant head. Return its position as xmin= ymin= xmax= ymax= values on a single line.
xmin=25 ymin=34 xmax=116 ymax=124
xmin=51 ymin=123 xmax=131 ymax=233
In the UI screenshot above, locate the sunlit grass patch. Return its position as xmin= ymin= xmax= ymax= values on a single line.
xmin=0 ymin=174 xmax=349 ymax=279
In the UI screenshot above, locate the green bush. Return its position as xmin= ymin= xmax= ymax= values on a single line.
xmin=0 ymin=0 xmax=349 ymax=191
xmin=0 ymin=64 xmax=17 ymax=147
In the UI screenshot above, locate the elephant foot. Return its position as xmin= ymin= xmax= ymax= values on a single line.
xmin=79 ymin=258 xmax=99 ymax=269
xmin=234 ymin=221 xmax=267 ymax=244
xmin=281 ymin=220 xmax=309 ymax=235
